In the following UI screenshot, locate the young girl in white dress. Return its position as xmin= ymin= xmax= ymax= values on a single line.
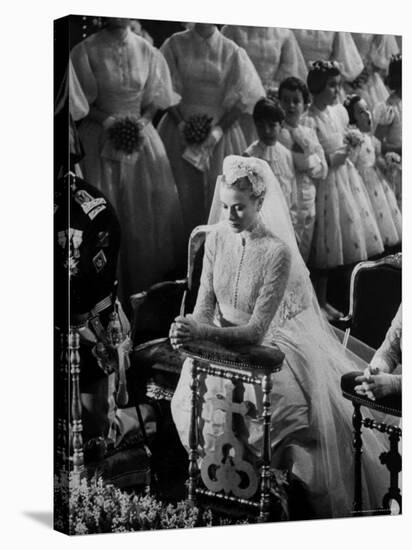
xmin=169 ymin=155 xmax=390 ymax=519
xmin=71 ymin=18 xmax=185 ymax=301
xmin=343 ymin=94 xmax=401 ymax=248
xmin=303 ymin=61 xmax=384 ymax=321
xmin=158 ymin=23 xmax=265 ymax=240
xmin=278 ymin=77 xmax=328 ymax=262
xmin=374 ymin=55 xmax=402 ymax=208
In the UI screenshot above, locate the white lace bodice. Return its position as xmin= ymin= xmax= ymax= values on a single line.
xmin=192 ymin=220 xmax=296 ymax=345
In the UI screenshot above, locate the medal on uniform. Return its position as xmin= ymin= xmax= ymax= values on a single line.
xmin=92 ymin=249 xmax=107 ymax=272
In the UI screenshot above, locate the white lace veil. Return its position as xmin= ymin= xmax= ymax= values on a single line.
xmin=207 ymin=155 xmax=387 ymax=517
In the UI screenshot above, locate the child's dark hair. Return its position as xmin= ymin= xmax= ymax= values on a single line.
xmin=253 ymin=98 xmax=285 ymax=124
xmin=386 ymin=54 xmax=402 ymax=92
xmin=307 ymin=59 xmax=341 ymax=95
xmin=278 ymin=76 xmax=310 ymax=105
xmin=343 ymin=94 xmax=362 ymax=125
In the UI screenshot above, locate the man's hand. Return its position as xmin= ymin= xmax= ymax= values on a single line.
xmin=354 ymin=372 xmax=397 ymax=400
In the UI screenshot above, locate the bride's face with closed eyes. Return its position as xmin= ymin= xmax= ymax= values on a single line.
xmin=220 ymin=184 xmax=262 ymax=233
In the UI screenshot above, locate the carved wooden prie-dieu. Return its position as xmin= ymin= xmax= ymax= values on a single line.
xmin=200 ymin=380 xmax=259 ymax=499
xmin=180 ymin=340 xmax=284 ymax=522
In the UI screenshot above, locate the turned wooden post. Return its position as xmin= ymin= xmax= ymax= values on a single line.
xmin=56 ymin=332 xmax=69 ymax=470
xmin=68 ymin=329 xmax=84 ymax=482
xmin=188 ymin=359 xmax=200 ymax=505
xmin=352 ymin=403 xmax=363 ymax=514
xmin=380 ymin=428 xmax=402 ymax=514
xmin=258 ymin=372 xmax=273 ymax=522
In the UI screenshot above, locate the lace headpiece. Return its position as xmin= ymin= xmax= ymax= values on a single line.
xmin=222 ymin=155 xmax=267 ymax=197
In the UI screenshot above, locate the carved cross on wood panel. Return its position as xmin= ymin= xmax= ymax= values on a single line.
xmin=200 ymin=380 xmax=259 ymax=499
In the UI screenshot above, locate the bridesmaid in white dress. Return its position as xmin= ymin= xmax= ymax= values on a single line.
xmin=350 ymin=33 xmax=399 ymax=112
xmin=158 ymin=23 xmax=265 ymax=240
xmin=293 ymin=29 xmax=364 ymax=95
xmin=303 ymin=61 xmax=384 ymax=320
xmin=221 ymin=25 xmax=307 ymax=144
xmin=169 ymin=155 xmax=390 ymax=519
xmin=71 ymin=18 xmax=185 ymax=302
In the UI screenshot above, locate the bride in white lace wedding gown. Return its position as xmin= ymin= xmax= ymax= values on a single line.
xmin=170 ymin=155 xmax=390 ymax=519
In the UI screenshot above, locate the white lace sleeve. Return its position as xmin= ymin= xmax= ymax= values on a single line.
xmin=197 ymin=242 xmax=291 ymax=345
xmin=192 ymin=231 xmax=217 ymax=324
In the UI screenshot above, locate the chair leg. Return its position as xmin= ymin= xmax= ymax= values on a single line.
xmin=258 ymin=373 xmax=272 ymax=523
xmin=380 ymin=430 xmax=402 ymax=514
xmin=188 ymin=359 xmax=200 ymax=505
xmin=352 ymin=403 xmax=363 ymax=514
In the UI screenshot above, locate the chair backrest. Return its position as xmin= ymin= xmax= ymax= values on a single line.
xmin=344 ymin=253 xmax=401 ymax=350
xmin=130 ymin=225 xmax=212 ymax=345
xmin=181 ymin=225 xmax=212 ymax=315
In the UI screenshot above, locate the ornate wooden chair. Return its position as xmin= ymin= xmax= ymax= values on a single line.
xmin=339 ymin=253 xmax=402 ymax=515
